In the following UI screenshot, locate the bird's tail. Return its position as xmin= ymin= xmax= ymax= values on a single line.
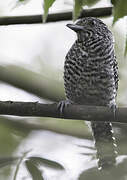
xmin=91 ymin=121 xmax=117 ymax=170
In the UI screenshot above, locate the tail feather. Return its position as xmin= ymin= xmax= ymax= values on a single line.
xmin=91 ymin=121 xmax=117 ymax=170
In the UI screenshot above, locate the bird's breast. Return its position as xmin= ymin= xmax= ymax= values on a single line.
xmin=64 ymin=41 xmax=116 ymax=106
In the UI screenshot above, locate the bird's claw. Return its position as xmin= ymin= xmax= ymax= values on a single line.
xmin=57 ymin=100 xmax=70 ymax=117
xmin=110 ymin=104 xmax=116 ymax=120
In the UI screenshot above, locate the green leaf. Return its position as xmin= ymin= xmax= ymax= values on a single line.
xmin=111 ymin=0 xmax=117 ymax=5
xmin=83 ymin=0 xmax=101 ymax=6
xmin=29 ymin=156 xmax=64 ymax=170
xmin=25 ymin=160 xmax=44 ymax=180
xmin=11 ymin=0 xmax=32 ymax=9
xmin=43 ymin=0 xmax=56 ymax=23
xmin=73 ymin=0 xmax=101 ymax=21
xmin=73 ymin=0 xmax=83 ymax=21
xmin=113 ymin=0 xmax=127 ymax=24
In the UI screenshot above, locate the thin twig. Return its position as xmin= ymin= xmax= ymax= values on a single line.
xmin=0 ymin=7 xmax=112 ymax=25
xmin=13 ymin=151 xmax=31 ymax=180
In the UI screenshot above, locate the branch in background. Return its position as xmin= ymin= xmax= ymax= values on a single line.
xmin=0 ymin=101 xmax=126 ymax=123
xmin=0 ymin=65 xmax=64 ymax=102
xmin=0 ymin=116 xmax=91 ymax=139
xmin=0 ymin=7 xmax=112 ymax=25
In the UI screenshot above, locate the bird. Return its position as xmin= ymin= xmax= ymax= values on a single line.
xmin=59 ymin=17 xmax=119 ymax=170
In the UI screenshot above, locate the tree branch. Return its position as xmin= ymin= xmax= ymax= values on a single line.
xmin=0 ymin=7 xmax=112 ymax=25
xmin=0 ymin=101 xmax=126 ymax=123
xmin=0 ymin=116 xmax=91 ymax=138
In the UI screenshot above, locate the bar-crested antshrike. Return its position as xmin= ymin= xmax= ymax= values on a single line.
xmin=59 ymin=17 xmax=119 ymax=170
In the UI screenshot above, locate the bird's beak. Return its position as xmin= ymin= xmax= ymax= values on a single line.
xmin=66 ymin=24 xmax=84 ymax=32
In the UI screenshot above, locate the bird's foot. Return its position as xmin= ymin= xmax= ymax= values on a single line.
xmin=110 ymin=104 xmax=116 ymax=121
xmin=57 ymin=100 xmax=71 ymax=117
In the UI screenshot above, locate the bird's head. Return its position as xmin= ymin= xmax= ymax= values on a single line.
xmin=67 ymin=17 xmax=112 ymax=42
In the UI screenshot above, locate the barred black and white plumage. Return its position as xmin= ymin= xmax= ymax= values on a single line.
xmin=64 ymin=17 xmax=119 ymax=170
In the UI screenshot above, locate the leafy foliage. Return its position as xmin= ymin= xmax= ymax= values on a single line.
xmin=83 ymin=0 xmax=101 ymax=6
xmin=73 ymin=0 xmax=83 ymax=21
xmin=13 ymin=151 xmax=31 ymax=180
xmin=25 ymin=160 xmax=44 ymax=180
xmin=43 ymin=0 xmax=101 ymax=21
xmin=111 ymin=0 xmax=127 ymax=24
xmin=73 ymin=0 xmax=101 ymax=20
xmin=111 ymin=0 xmax=127 ymax=55
xmin=29 ymin=156 xmax=64 ymax=170
xmin=43 ymin=0 xmax=56 ymax=22
xmin=11 ymin=0 xmax=32 ymax=9
xmin=25 ymin=156 xmax=64 ymax=180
